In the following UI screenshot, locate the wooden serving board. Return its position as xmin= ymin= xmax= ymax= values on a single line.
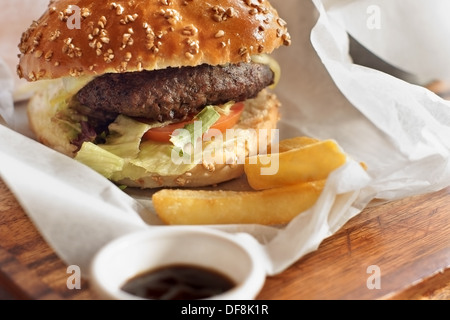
xmin=0 ymin=177 xmax=449 ymax=300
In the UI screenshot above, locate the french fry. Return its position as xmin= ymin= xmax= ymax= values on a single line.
xmin=152 ymin=180 xmax=325 ymax=226
xmin=269 ymin=136 xmax=320 ymax=153
xmin=245 ymin=139 xmax=347 ymax=190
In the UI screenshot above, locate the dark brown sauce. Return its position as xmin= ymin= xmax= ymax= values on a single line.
xmin=121 ymin=264 xmax=236 ymax=300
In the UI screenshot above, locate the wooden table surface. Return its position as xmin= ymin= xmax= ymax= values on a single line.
xmin=0 ymin=176 xmax=449 ymax=300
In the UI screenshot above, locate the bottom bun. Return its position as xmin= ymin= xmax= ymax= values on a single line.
xmin=28 ymin=88 xmax=281 ymax=188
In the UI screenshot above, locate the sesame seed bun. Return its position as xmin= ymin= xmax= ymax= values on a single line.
xmin=17 ymin=0 xmax=291 ymax=81
xmin=19 ymin=0 xmax=290 ymax=189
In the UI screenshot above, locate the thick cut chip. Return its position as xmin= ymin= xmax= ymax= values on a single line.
xmin=269 ymin=136 xmax=320 ymax=153
xmin=152 ymin=180 xmax=325 ymax=226
xmin=245 ymin=139 xmax=347 ymax=190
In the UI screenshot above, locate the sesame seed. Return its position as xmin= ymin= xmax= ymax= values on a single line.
xmin=277 ymin=18 xmax=287 ymax=27
xmin=69 ymin=68 xmax=77 ymax=77
xmin=215 ymin=30 xmax=225 ymax=38
xmin=111 ymin=3 xmax=125 ymax=15
xmin=81 ymin=8 xmax=91 ymax=19
xmin=226 ymin=7 xmax=235 ymax=17
xmin=44 ymin=50 xmax=53 ymax=61
xmin=239 ymin=47 xmax=248 ymax=56
xmin=202 ymin=161 xmax=216 ymax=172
xmin=282 ymin=33 xmax=292 ymax=46
xmin=175 ymin=177 xmax=190 ymax=186
xmin=182 ymin=25 xmax=198 ymax=36
xmin=160 ymin=8 xmax=181 ymax=25
xmin=212 ymin=5 xmax=235 ymax=22
xmin=276 ymin=28 xmax=283 ymax=38
xmin=69 ymin=68 xmax=83 ymax=77
xmin=98 ymin=16 xmax=107 ymax=28
xmin=104 ymin=49 xmax=114 ymax=63
xmin=122 ymin=33 xmax=133 ymax=47
xmin=120 ymin=14 xmax=138 ymax=25
xmin=58 ymin=11 xmax=66 ymax=22
xmin=34 ymin=50 xmax=43 ymax=58
xmin=50 ymin=30 xmax=61 ymax=41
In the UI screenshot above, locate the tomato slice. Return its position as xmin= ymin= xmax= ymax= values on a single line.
xmin=143 ymin=102 xmax=245 ymax=143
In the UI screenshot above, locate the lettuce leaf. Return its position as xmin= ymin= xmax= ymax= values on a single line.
xmin=100 ymin=115 xmax=152 ymax=159
xmin=75 ymin=142 xmax=124 ymax=179
xmin=75 ymin=115 xmax=198 ymax=181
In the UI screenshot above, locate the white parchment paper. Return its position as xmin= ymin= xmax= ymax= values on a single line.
xmin=1 ymin=0 xmax=450 ymax=278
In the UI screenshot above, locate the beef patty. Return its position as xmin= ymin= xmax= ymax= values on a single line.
xmin=76 ymin=62 xmax=274 ymax=123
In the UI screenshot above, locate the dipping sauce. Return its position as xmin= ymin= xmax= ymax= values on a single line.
xmin=121 ymin=264 xmax=236 ymax=300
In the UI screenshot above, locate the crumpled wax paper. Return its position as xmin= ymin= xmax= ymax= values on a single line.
xmin=0 ymin=0 xmax=450 ymax=277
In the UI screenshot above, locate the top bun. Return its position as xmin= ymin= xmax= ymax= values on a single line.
xmin=17 ymin=0 xmax=291 ymax=81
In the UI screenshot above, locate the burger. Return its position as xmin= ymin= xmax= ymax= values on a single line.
xmin=17 ymin=0 xmax=291 ymax=188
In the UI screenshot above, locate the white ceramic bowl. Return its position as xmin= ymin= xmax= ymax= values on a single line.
xmin=89 ymin=227 xmax=266 ymax=300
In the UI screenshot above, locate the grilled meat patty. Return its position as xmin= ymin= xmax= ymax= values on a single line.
xmin=76 ymin=62 xmax=274 ymax=123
